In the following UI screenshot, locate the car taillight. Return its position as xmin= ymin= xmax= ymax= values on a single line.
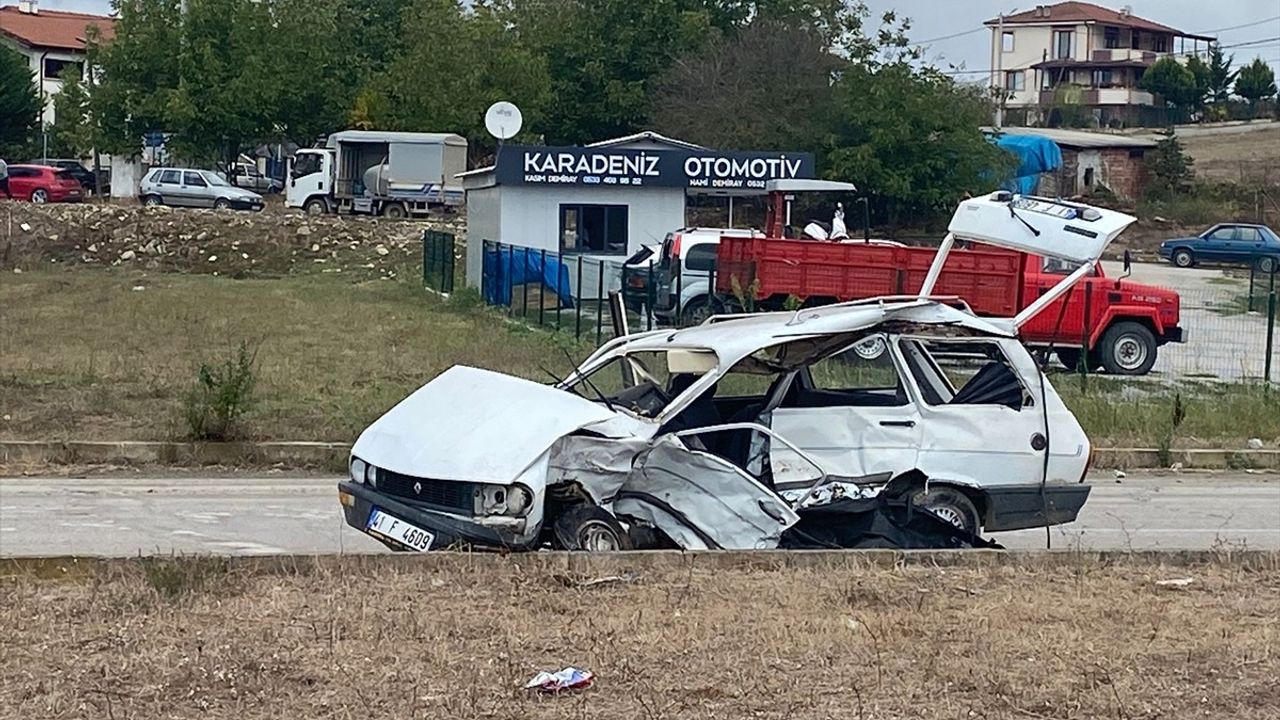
xmin=670 ymin=235 xmax=683 ymax=259
xmin=627 ymin=275 xmax=646 ymax=288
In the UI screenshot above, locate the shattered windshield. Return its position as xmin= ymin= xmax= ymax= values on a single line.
xmin=564 ymin=349 xmax=718 ymax=418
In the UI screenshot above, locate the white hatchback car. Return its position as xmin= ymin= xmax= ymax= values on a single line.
xmin=139 ymin=168 xmax=264 ymax=211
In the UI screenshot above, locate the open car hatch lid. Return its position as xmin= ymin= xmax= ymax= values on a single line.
xmin=352 ymin=366 xmax=625 ymax=482
xmin=947 ymin=192 xmax=1136 ymax=264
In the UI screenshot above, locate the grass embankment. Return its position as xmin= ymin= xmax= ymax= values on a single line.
xmin=2 ymin=268 xmax=1277 ymax=447
xmin=1 ymin=556 xmax=1277 ymax=719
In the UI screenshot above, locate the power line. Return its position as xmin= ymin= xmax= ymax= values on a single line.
xmin=1194 ymin=15 xmax=1280 ymax=35
xmin=914 ymin=26 xmax=987 ymax=45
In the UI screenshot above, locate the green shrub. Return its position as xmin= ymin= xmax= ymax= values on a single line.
xmin=183 ymin=341 xmax=258 ymax=440
xmin=141 ymin=556 xmax=231 ymax=600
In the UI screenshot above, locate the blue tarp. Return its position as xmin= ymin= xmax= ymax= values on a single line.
xmin=482 ymin=245 xmax=575 ymax=308
xmin=993 ymin=134 xmax=1063 ymax=195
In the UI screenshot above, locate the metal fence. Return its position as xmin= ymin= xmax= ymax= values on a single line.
xmin=422 ymin=230 xmax=456 ymax=294
xmin=467 ymin=238 xmax=1277 ymax=384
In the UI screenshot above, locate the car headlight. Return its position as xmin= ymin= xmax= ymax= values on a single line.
xmin=350 ymin=457 xmax=367 ymax=484
xmin=476 ymin=484 xmax=534 ymax=517
xmin=365 ymin=463 xmax=378 ymax=488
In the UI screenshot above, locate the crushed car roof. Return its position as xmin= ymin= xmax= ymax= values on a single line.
xmin=606 ymin=299 xmax=1015 ymax=370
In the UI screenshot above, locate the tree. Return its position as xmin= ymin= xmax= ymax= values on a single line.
xmin=1206 ymin=44 xmax=1237 ymax=106
xmin=823 ymin=63 xmax=1014 ymax=222
xmin=373 ymin=0 xmax=551 ymax=159
xmin=650 ymin=18 xmax=844 ymax=152
xmin=1184 ymin=55 xmax=1211 ymax=116
xmin=0 ymin=42 xmax=40 ymax=157
xmin=47 ymin=70 xmax=95 ymax=158
xmin=1234 ymin=57 xmax=1277 ymax=116
xmin=1146 ymin=128 xmax=1193 ymax=198
xmin=1139 ymin=57 xmax=1201 ymax=119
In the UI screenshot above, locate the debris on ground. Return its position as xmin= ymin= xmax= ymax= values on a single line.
xmin=523 ymin=667 xmax=595 ymax=693
xmin=1247 ymin=438 xmax=1264 ymax=450
xmin=552 ymin=573 xmax=641 ymax=589
xmin=1155 ymin=577 xmax=1196 ymax=588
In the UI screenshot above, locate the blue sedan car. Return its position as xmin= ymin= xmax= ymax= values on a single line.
xmin=1159 ymin=223 xmax=1280 ymax=273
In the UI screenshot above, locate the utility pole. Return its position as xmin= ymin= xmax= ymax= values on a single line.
xmin=994 ymin=12 xmax=1005 ymax=129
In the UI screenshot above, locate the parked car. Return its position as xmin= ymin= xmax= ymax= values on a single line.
xmin=337 ymin=193 xmax=1135 ymax=553
xmin=139 ymin=168 xmax=265 ymax=211
xmin=28 ymin=159 xmax=98 ymax=194
xmin=1159 ymin=223 xmax=1280 ymax=273
xmin=647 ymin=227 xmax=763 ymax=325
xmin=3 ymin=164 xmax=84 ymax=203
xmin=222 ymin=162 xmax=281 ymax=193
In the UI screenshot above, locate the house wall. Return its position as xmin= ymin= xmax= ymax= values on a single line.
xmin=1037 ymin=147 xmax=1148 ymax=202
xmin=464 ymin=185 xmax=502 ymax=288
xmin=993 ymin=23 xmax=1087 ymax=107
xmin=0 ymin=38 xmax=88 ymax=125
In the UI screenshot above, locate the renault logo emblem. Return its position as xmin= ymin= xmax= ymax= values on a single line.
xmin=413 ymin=482 xmax=422 ymax=495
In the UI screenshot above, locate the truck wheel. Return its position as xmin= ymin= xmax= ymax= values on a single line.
xmin=913 ymin=487 xmax=980 ymax=535
xmin=552 ymin=506 xmax=632 ymax=552
xmin=1172 ymin=248 xmax=1194 ymax=268
xmin=1099 ymin=321 xmax=1157 ymax=375
xmin=303 ymin=197 xmax=328 ymax=215
xmin=382 ymin=202 xmax=408 ymax=219
xmin=1258 ymin=256 xmax=1278 ymax=275
xmin=681 ymin=297 xmax=712 ymax=326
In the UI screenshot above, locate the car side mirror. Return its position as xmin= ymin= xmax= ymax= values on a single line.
xmin=1119 ymin=249 xmax=1132 ymax=283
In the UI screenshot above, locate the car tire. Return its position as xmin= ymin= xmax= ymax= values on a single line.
xmin=214 ymin=198 xmax=231 ymax=210
xmin=1099 ymin=321 xmax=1157 ymax=376
xmin=681 ymin=297 xmax=712 ymax=326
xmin=142 ymin=194 xmax=163 ymax=207
xmin=913 ymin=487 xmax=981 ymax=535
xmin=552 ymin=505 xmax=632 ymax=552
xmin=303 ymin=197 xmax=328 ymax=215
xmin=1172 ymin=248 xmax=1194 ymax=268
xmin=1258 ymin=256 xmax=1278 ymax=275
xmin=30 ymin=188 xmax=48 ymax=203
xmin=382 ymin=202 xmax=409 ymax=219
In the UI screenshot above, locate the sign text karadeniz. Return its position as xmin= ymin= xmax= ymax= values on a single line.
xmin=495 ymin=145 xmax=815 ymax=190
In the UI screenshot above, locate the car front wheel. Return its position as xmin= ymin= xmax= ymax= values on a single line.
xmin=214 ymin=198 xmax=231 ymax=210
xmin=1172 ymin=248 xmax=1194 ymax=268
xmin=552 ymin=506 xmax=632 ymax=552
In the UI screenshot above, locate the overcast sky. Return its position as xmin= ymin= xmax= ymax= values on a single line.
xmin=34 ymin=0 xmax=1280 ymax=75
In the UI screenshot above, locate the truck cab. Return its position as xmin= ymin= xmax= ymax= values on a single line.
xmin=286 ymin=148 xmax=334 ymax=215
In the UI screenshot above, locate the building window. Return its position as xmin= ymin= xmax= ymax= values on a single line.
xmin=42 ymin=58 xmax=83 ymax=80
xmin=1053 ymin=29 xmax=1073 ymax=59
xmin=1092 ymin=69 xmax=1115 ymax=87
xmin=1154 ymin=35 xmax=1168 ymax=53
xmin=1004 ymin=70 xmax=1026 ymax=91
xmin=1104 ymin=26 xmax=1121 ymax=49
xmin=1002 ymin=31 xmax=1015 ymax=52
xmin=560 ymin=204 xmax=628 ymax=254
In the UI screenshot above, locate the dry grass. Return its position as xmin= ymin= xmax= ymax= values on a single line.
xmin=1181 ymin=124 xmax=1280 ymax=184
xmin=0 ymin=267 xmax=587 ymax=441
xmin=0 ymin=555 xmax=1277 ymax=719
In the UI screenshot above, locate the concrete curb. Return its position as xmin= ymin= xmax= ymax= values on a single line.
xmin=1 ymin=440 xmax=1278 ymax=471
xmin=3 ymin=549 xmax=1278 ymax=579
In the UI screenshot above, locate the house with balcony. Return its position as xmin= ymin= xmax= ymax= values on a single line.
xmin=0 ymin=1 xmax=115 ymax=125
xmin=987 ymin=2 xmax=1215 ymax=127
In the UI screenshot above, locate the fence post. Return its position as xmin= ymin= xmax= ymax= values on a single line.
xmin=422 ymin=230 xmax=430 ymax=288
xmin=675 ymin=260 xmax=684 ymax=327
xmin=506 ymin=244 xmax=515 ymax=315
xmin=596 ymin=259 xmax=605 ymax=347
xmin=575 ymin=257 xmax=584 ymax=340
xmin=1248 ymin=261 xmax=1257 ymax=313
xmin=1266 ymin=272 xmax=1276 ymax=387
xmin=444 ymin=233 xmax=454 ymax=294
xmin=538 ymin=249 xmax=547 ymax=328
xmin=708 ymin=260 xmax=717 ymax=324
xmin=554 ymin=249 xmax=563 ymax=331
xmin=646 ymin=262 xmax=655 ymax=331
xmin=480 ymin=239 xmax=489 ymax=304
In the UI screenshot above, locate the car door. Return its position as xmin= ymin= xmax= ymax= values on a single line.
xmin=769 ymin=335 xmax=923 ymax=484
xmin=615 ymin=434 xmax=800 ymax=550
xmin=182 ymin=171 xmax=212 ymax=207
xmin=154 ymin=169 xmax=184 ymax=204
xmin=1201 ymin=225 xmax=1238 ymax=262
xmin=1236 ymin=227 xmax=1265 ymax=264
xmin=896 ymin=336 xmax=1046 ymax=490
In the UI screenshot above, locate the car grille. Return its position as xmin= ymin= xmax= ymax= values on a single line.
xmin=375 ymin=469 xmax=477 ymax=515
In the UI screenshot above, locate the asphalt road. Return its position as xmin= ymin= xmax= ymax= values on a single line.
xmin=1 ymin=471 xmax=1277 ymax=556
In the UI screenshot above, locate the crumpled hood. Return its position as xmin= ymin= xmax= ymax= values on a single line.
xmin=352 ymin=365 xmax=625 ymax=483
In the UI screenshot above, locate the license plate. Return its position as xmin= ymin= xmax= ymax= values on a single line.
xmin=366 ymin=509 xmax=434 ymax=551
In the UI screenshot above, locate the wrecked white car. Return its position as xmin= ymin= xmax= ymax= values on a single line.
xmin=339 ymin=193 xmax=1135 ymax=552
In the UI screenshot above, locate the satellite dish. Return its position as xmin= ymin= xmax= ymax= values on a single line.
xmin=485 ymin=101 xmax=523 ymax=141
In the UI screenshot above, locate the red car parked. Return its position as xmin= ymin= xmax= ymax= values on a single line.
xmin=4 ymin=164 xmax=84 ymax=203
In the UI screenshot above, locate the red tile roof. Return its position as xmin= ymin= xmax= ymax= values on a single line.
xmin=0 ymin=5 xmax=115 ymax=52
xmin=985 ymin=2 xmax=1214 ymax=41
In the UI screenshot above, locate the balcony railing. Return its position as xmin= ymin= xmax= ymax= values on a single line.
xmin=1089 ymin=48 xmax=1159 ymax=63
xmin=1038 ymin=88 xmax=1157 ymax=106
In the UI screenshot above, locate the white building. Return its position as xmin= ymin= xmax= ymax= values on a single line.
xmin=0 ymin=1 xmax=115 ymax=125
xmin=986 ymin=2 xmax=1214 ymax=126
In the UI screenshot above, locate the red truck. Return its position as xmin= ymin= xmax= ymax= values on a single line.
xmin=707 ymin=198 xmax=1185 ymax=376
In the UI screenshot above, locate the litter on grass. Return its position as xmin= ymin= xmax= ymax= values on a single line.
xmin=524 ymin=667 xmax=595 ymax=693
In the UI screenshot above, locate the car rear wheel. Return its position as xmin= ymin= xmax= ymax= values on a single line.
xmin=913 ymin=487 xmax=980 ymax=536
xmin=1258 ymin=256 xmax=1278 ymax=275
xmin=552 ymin=506 xmax=632 ymax=552
xmin=1099 ymin=321 xmax=1157 ymax=375
xmin=681 ymin=297 xmax=712 ymax=326
xmin=30 ymin=188 xmax=48 ymax=203
xmin=1172 ymin=248 xmax=1194 ymax=268
xmin=142 ymin=194 xmax=163 ymax=207
xmin=214 ymin=198 xmax=231 ymax=210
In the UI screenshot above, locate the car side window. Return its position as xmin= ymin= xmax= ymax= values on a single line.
xmin=158 ymin=170 xmax=180 ymax=185
xmin=1206 ymin=227 xmax=1237 ymax=241
xmin=184 ymin=171 xmax=207 ymax=187
xmin=783 ymin=336 xmax=908 ymax=408
xmin=1238 ymin=228 xmax=1262 ymax=243
xmin=685 ymin=244 xmax=718 ymax=273
xmin=899 ymin=338 xmax=1030 ymax=411
xmin=8 ymin=167 xmax=35 ymax=178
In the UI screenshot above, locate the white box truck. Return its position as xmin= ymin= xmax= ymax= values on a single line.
xmin=286 ymin=131 xmax=467 ymax=218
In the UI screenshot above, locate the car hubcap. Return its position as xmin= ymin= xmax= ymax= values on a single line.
xmin=1115 ymin=335 xmax=1147 ymax=370
xmin=33 ymin=191 xmax=46 ymax=203
xmin=579 ymin=522 xmax=620 ymax=551
xmin=1176 ymin=253 xmax=1190 ymax=267
xmin=929 ymin=505 xmax=967 ymax=529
